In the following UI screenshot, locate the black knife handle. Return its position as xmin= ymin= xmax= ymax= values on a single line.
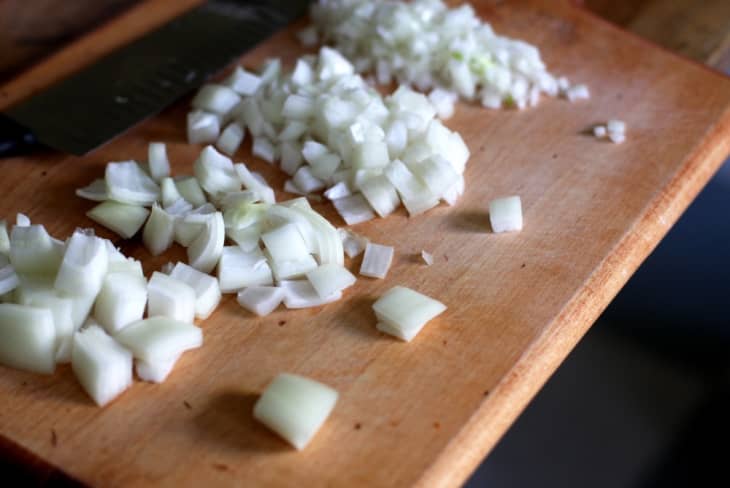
xmin=0 ymin=113 xmax=39 ymax=158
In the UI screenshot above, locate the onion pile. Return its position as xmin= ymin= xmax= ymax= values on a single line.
xmin=186 ymin=46 xmax=470 ymax=225
xmin=307 ymin=0 xmax=561 ymax=110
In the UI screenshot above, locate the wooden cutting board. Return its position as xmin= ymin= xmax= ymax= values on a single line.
xmin=2 ymin=0 xmax=730 ymax=486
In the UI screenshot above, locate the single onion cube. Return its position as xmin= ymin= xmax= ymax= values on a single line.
xmin=136 ymin=354 xmax=180 ymax=384
xmin=306 ymin=263 xmax=356 ymax=299
xmin=360 ymin=242 xmax=394 ymax=279
xmin=54 ymin=231 xmax=108 ymax=298
xmin=148 ymin=142 xmax=170 ymax=182
xmin=218 ymin=246 xmax=273 ymax=293
xmin=94 ymin=271 xmax=147 ymax=334
xmin=333 ymin=194 xmax=376 ymax=226
xmin=169 ymin=262 xmax=222 ymax=320
xmin=280 ymin=280 xmax=342 ymax=309
xmin=87 ymin=201 xmax=150 ymax=239
xmin=147 ymin=272 xmax=196 ymax=323
xmin=489 ymin=196 xmax=523 ymax=233
xmin=72 ymin=325 xmax=132 ymax=406
xmin=236 ymin=286 xmax=285 ymax=316
xmin=261 ymin=223 xmax=311 ymax=263
xmin=0 ymin=304 xmax=56 ymax=374
xmin=253 ymin=373 xmax=338 ymax=450
xmin=114 ymin=317 xmax=202 ymax=363
xmin=373 ymin=286 xmax=446 ymax=342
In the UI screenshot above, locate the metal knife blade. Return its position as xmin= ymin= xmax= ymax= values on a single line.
xmin=2 ymin=0 xmax=310 ymax=156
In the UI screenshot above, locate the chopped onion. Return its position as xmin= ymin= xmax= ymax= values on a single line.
xmin=192 ymin=83 xmax=241 ymax=116
xmin=358 ymin=175 xmax=400 ymax=217
xmin=332 ymin=193 xmax=375 ymax=225
xmin=253 ymin=373 xmax=338 ymax=450
xmin=373 ymin=286 xmax=446 ymax=342
xmin=565 ymin=84 xmax=590 ymax=102
xmin=224 ymin=66 xmax=262 ymax=96
xmin=608 ymin=132 xmax=626 ymax=144
xmin=337 ymin=228 xmax=368 ymax=258
xmin=489 ymin=195 xmax=523 ymax=233
xmin=292 ymin=166 xmax=326 ymax=194
xmin=234 ymin=163 xmax=276 ymax=204
xmin=175 ymin=203 xmax=215 ymax=246
xmin=106 ymin=161 xmax=160 ymax=206
xmin=280 ymin=280 xmax=342 ymax=309
xmin=54 ymin=231 xmax=108 ymax=297
xmin=168 ymin=262 xmax=221 ymax=320
xmin=216 ymin=122 xmax=245 ymax=156
xmin=148 ymin=142 xmax=170 ymax=182
xmin=143 ymin=204 xmax=175 ymax=256
xmin=9 ymin=225 xmax=63 ymax=275
xmin=72 ymin=325 xmax=132 ymax=406
xmin=187 ymin=211 xmax=225 ymax=273
xmin=187 ymin=110 xmax=220 ymax=145
xmin=218 ymin=246 xmax=273 ymax=293
xmin=114 ymin=316 xmax=202 ymax=363
xmin=175 ymin=176 xmax=208 ymax=207
xmin=236 ymin=286 xmax=285 ymax=316
xmin=15 ymin=284 xmax=75 ymax=363
xmin=94 ymin=271 xmax=147 ymax=334
xmin=421 ymin=250 xmax=434 ymax=266
xmin=269 ymin=255 xmax=319 ymax=281
xmin=0 ymin=220 xmax=8 ymax=255
xmin=87 ymin=201 xmax=150 ymax=239
xmin=16 ymin=213 xmax=31 ymax=227
xmin=360 ymin=242 xmax=394 ymax=279
xmin=0 ymin=259 xmax=19 ymax=295
xmin=384 ymin=160 xmax=439 ymax=216
xmin=593 ymin=125 xmax=607 ymax=138
xmin=147 ymin=271 xmax=196 ymax=323
xmin=160 ymin=177 xmax=183 ymax=208
xmin=252 ymin=137 xmax=277 ymax=163
xmin=261 ymin=223 xmax=312 ymax=263
xmin=194 ymin=145 xmax=240 ymax=195
xmin=306 ymin=263 xmax=356 ymax=299
xmin=607 ymin=119 xmax=626 ymax=134
xmin=0 ymin=303 xmax=56 ymax=374
xmin=323 ymin=181 xmax=352 ymax=200
xmin=136 ymin=354 xmax=180 ymax=383
xmin=76 ymin=179 xmax=108 ymax=202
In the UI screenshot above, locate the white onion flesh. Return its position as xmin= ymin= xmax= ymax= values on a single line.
xmin=87 ymin=201 xmax=150 ymax=239
xmin=0 ymin=303 xmax=56 ymax=374
xmin=169 ymin=262 xmax=222 ymax=320
xmin=192 ymin=83 xmax=241 ymax=116
xmin=337 ymin=228 xmax=368 ymax=258
xmin=261 ymin=223 xmax=312 ymax=264
xmin=187 ymin=211 xmax=225 ymax=273
xmin=332 ymin=194 xmax=375 ymax=225
xmin=143 ymin=204 xmax=175 ymax=256
xmin=114 ymin=316 xmax=202 ymax=363
xmin=175 ymin=203 xmax=216 ymax=246
xmin=161 ymin=177 xmax=184 ymax=208
xmin=54 ymin=231 xmax=108 ymax=298
xmin=373 ymin=286 xmax=446 ymax=342
xmin=136 ymin=354 xmax=180 ymax=383
xmin=187 ymin=110 xmax=221 ymax=145
xmin=94 ymin=271 xmax=147 ymax=335
xmin=421 ymin=250 xmax=434 ymax=266
xmin=306 ymin=263 xmax=356 ymax=299
xmin=0 ymin=259 xmax=19 ymax=295
xmin=254 ymin=373 xmax=338 ymax=450
xmin=16 ymin=213 xmax=31 ymax=227
xmin=280 ymin=280 xmax=342 ymax=309
xmin=236 ymin=285 xmax=285 ymax=316
xmin=148 ymin=142 xmax=171 ymax=182
xmin=106 ymin=161 xmax=160 ymax=206
xmin=76 ymin=179 xmax=108 ymax=202
xmin=0 ymin=220 xmax=8 ymax=255
xmin=147 ymin=272 xmax=196 ymax=323
xmin=216 ymin=122 xmax=245 ymax=156
xmin=217 ymin=246 xmax=273 ymax=293
xmin=175 ymin=176 xmax=208 ymax=207
xmin=194 ymin=145 xmax=241 ymax=195
xmin=9 ymin=225 xmax=63 ymax=276
xmin=489 ymin=195 xmax=523 ymax=233
xmin=72 ymin=325 xmax=133 ymax=406
xmin=360 ymin=242 xmax=394 ymax=279
xmin=15 ymin=286 xmax=76 ymax=363
xmin=225 ymin=67 xmax=262 ymax=96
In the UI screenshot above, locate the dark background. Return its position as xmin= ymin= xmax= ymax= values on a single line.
xmin=1 ymin=1 xmax=729 ymax=487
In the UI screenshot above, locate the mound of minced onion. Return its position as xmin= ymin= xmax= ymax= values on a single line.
xmin=186 ymin=46 xmax=470 ymax=225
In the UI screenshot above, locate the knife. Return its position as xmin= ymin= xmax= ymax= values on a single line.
xmin=0 ymin=0 xmax=310 ymax=158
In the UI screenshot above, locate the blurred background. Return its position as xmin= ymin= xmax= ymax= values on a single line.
xmin=1 ymin=1 xmax=728 ymax=486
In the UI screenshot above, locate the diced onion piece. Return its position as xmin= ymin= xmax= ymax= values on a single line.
xmin=216 ymin=122 xmax=245 ymax=156
xmin=105 ymin=160 xmax=160 ymax=206
xmin=194 ymin=145 xmax=240 ymax=195
xmin=421 ymin=250 xmax=434 ymax=266
xmin=252 ymin=137 xmax=277 ymax=163
xmin=593 ymin=125 xmax=607 ymax=138
xmin=360 ymin=242 xmax=394 ymax=279
xmin=54 ymin=231 xmax=108 ymax=297
xmin=114 ymin=317 xmax=202 ymax=363
xmin=217 ymin=246 xmax=273 ymax=293
xmin=291 ymin=58 xmax=315 ymax=86
xmin=0 ymin=220 xmax=8 ymax=255
xmin=72 ymin=325 xmax=132 ymax=406
xmin=147 ymin=271 xmax=196 ymax=323
xmin=191 ymin=84 xmax=241 ymax=116
xmin=175 ymin=176 xmax=208 ymax=207
xmin=187 ymin=211 xmax=225 ymax=273
xmin=284 ymin=180 xmax=305 ymax=195
xmin=0 ymin=260 xmax=19 ymax=295
xmin=607 ymin=119 xmax=626 ymax=134
xmin=187 ymin=110 xmax=220 ymax=145
xmin=234 ymin=163 xmax=276 ymax=204
xmin=143 ymin=204 xmax=175 ymax=256
xmin=384 ymin=160 xmax=439 ymax=216
xmin=0 ymin=303 xmax=56 ymax=374
xmin=306 ymin=263 xmax=356 ymax=299
xmin=16 ymin=213 xmax=31 ymax=226
xmin=373 ymin=286 xmax=446 ymax=342
xmin=409 ymin=155 xmax=460 ymax=200
xmin=169 ymin=262 xmax=222 ymax=320
xmin=261 ymin=223 xmax=312 ymax=263
xmin=225 ymin=66 xmax=262 ymax=96
xmin=359 ymin=175 xmax=400 ymax=217
xmin=489 ymin=195 xmax=523 ymax=233
xmin=292 ymin=166 xmax=326 ymax=194
xmin=566 ymin=84 xmax=590 ymax=102
xmin=269 ymin=255 xmax=319 ymax=281
xmin=428 ymin=88 xmax=457 ymax=120
xmin=148 ymin=142 xmax=170 ymax=182
xmin=175 ymin=204 xmax=215 ymax=246
xmin=136 ymin=354 xmax=180 ymax=383
xmin=337 ymin=228 xmax=368 ymax=258
xmin=253 ymin=373 xmax=338 ymax=450
xmin=332 ymin=193 xmax=375 ymax=225
xmin=94 ymin=271 xmax=147 ymax=334
xmin=15 ymin=286 xmax=75 ymax=363
xmin=9 ymin=225 xmax=63 ymax=275
xmin=324 ymin=181 xmax=351 ymax=200
xmin=227 ymin=225 xmax=262 ymax=252
xmin=87 ymin=201 xmax=150 ymax=239
xmin=280 ymin=280 xmax=342 ymax=308
xmin=236 ymin=286 xmax=285 ymax=316
xmin=76 ymin=179 xmax=108 ymax=202
xmin=160 ymin=177 xmax=183 ymax=208
xmin=608 ymin=132 xmax=626 ymax=144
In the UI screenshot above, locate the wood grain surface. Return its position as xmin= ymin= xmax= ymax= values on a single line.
xmin=2 ymin=0 xmax=730 ymax=486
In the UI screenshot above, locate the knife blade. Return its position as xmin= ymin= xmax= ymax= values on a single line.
xmin=0 ymin=0 xmax=310 ymax=157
